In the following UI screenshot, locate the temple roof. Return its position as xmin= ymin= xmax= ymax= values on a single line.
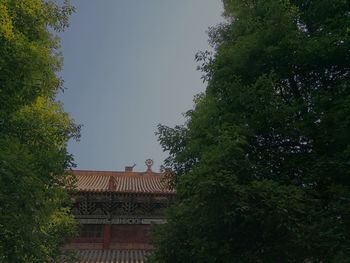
xmin=61 ymin=249 xmax=150 ymax=263
xmin=72 ymin=170 xmax=175 ymax=194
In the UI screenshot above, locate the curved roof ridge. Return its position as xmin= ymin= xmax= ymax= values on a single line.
xmin=72 ymin=169 xmax=162 ymax=176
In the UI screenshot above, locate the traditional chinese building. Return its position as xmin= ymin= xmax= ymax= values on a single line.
xmin=64 ymin=159 xmax=175 ymax=263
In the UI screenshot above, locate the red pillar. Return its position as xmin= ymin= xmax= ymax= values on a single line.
xmin=103 ymin=224 xmax=111 ymax=249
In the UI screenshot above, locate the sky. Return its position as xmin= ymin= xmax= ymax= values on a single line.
xmin=58 ymin=0 xmax=224 ymax=172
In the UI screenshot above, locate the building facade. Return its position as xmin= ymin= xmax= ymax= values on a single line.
xmin=64 ymin=160 xmax=175 ymax=262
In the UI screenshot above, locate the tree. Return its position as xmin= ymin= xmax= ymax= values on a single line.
xmin=0 ymin=1 xmax=79 ymax=262
xmin=152 ymin=0 xmax=350 ymax=262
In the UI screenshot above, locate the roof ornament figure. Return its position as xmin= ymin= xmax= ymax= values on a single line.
xmin=125 ymin=163 xmax=136 ymax=172
xmin=145 ymin=159 xmax=153 ymax=173
xmin=107 ymin=176 xmax=117 ymax=191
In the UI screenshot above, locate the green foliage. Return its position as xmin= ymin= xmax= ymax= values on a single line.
xmin=152 ymin=0 xmax=350 ymax=262
xmin=0 ymin=138 xmax=78 ymax=262
xmin=0 ymin=0 xmax=74 ymax=118
xmin=0 ymin=0 xmax=78 ymax=262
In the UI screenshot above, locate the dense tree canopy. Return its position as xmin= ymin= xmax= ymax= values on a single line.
xmin=152 ymin=0 xmax=350 ymax=262
xmin=0 ymin=1 xmax=79 ymax=262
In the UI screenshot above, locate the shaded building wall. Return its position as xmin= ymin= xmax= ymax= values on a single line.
xmin=111 ymin=225 xmax=151 ymax=244
xmin=65 ymin=192 xmax=174 ymax=250
xmin=65 ymin=223 xmax=154 ymax=250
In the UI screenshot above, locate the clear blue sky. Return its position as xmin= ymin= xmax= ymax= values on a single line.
xmin=58 ymin=0 xmax=223 ymax=172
